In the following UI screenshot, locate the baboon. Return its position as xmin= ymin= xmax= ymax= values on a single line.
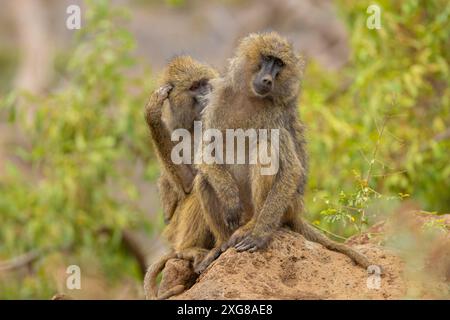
xmin=145 ymin=55 xmax=218 ymax=223
xmin=143 ymin=56 xmax=218 ymax=299
xmin=195 ymin=32 xmax=372 ymax=272
xmin=143 ymin=194 xmax=214 ymax=299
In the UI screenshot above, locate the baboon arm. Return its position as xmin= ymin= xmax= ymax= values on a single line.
xmin=253 ymin=130 xmax=303 ymax=237
xmin=145 ymin=93 xmax=195 ymax=194
xmin=158 ymin=176 xmax=179 ymax=223
xmin=198 ymin=163 xmax=241 ymax=211
xmin=292 ymin=118 xmax=308 ymax=196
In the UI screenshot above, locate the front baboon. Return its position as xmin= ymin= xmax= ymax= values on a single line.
xmin=195 ymin=32 xmax=372 ymax=272
xmin=144 ymin=56 xmax=218 ymax=299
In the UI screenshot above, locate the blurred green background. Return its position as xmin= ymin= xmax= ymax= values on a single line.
xmin=0 ymin=0 xmax=448 ymax=299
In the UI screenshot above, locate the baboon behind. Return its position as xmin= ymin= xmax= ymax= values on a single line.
xmin=195 ymin=32 xmax=372 ymax=272
xmin=144 ymin=56 xmax=218 ymax=299
xmin=145 ymin=55 xmax=218 ymax=224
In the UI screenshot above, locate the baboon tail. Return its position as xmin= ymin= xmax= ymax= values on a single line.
xmin=157 ymin=284 xmax=186 ymax=300
xmin=293 ymin=218 xmax=372 ymax=269
xmin=143 ymin=251 xmax=177 ymax=300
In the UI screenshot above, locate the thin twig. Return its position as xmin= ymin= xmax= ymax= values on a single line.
xmin=341 ymin=205 xmax=362 ymax=212
xmin=372 ymin=170 xmax=407 ymax=178
xmin=365 ymin=117 xmax=387 ymax=183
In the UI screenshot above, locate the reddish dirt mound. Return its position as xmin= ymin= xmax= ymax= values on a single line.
xmin=171 ymin=230 xmax=403 ymax=299
xmin=158 ymin=211 xmax=449 ymax=300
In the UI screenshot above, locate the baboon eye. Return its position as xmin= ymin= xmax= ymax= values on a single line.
xmin=190 ymin=82 xmax=200 ymax=91
xmin=275 ymin=59 xmax=285 ymax=67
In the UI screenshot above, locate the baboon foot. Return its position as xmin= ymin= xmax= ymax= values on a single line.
xmin=157 ymin=258 xmax=197 ymax=299
xmin=194 ymin=247 xmax=222 ymax=274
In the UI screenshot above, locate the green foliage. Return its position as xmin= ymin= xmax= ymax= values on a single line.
xmin=0 ymin=0 xmax=154 ymax=298
xmin=303 ymin=0 xmax=450 ymax=237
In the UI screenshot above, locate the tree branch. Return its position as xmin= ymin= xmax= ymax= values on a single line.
xmin=0 ymin=249 xmax=41 ymax=272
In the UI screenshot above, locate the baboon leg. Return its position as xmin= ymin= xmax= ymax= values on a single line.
xmin=170 ymin=194 xmax=216 ymax=254
xmin=144 ymin=248 xmax=211 ymax=300
xmin=143 ymin=251 xmax=177 ymax=300
xmin=291 ymin=217 xmax=373 ymax=269
xmin=157 ymin=248 xmax=208 ymax=300
xmin=219 ymin=164 xmax=274 ymax=252
xmin=176 ymin=247 xmax=209 ymax=267
xmin=231 ymin=136 xmax=302 ymax=253
xmin=193 ymin=246 xmax=223 ymax=274
xmin=157 ymin=285 xmax=186 ymax=300
xmin=159 ymin=248 xmax=209 ymax=298
xmin=196 ymin=174 xmax=234 ymax=243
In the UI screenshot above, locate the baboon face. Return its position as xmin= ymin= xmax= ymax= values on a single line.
xmin=161 ymin=55 xmax=217 ymax=129
xmin=169 ymin=77 xmax=212 ymax=128
xmin=231 ymin=32 xmax=303 ymax=102
xmin=188 ymin=78 xmax=213 ymax=115
xmin=252 ymin=55 xmax=285 ymax=97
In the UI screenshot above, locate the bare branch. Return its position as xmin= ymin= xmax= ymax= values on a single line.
xmin=0 ymin=249 xmax=41 ymax=272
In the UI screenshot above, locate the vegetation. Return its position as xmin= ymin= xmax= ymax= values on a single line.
xmin=0 ymin=0 xmax=154 ymax=298
xmin=303 ymin=0 xmax=449 ymax=237
xmin=0 ymin=0 xmax=448 ymax=298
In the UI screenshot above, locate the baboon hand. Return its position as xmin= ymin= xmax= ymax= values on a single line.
xmin=224 ymin=203 xmax=242 ymax=231
xmin=225 ymin=224 xmax=251 ymax=249
xmin=153 ymin=84 xmax=173 ymax=103
xmin=234 ymin=232 xmax=270 ymax=253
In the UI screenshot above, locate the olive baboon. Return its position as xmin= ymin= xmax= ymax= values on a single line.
xmin=195 ymin=32 xmax=372 ymax=272
xmin=145 ymin=55 xmax=218 ymax=224
xmin=143 ymin=56 xmax=218 ymax=299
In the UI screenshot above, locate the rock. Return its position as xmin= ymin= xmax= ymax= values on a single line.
xmin=170 ymin=211 xmax=449 ymax=299
xmin=171 ymin=230 xmax=405 ymax=299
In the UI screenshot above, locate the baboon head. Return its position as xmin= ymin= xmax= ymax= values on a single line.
xmin=229 ymin=32 xmax=304 ymax=102
xmin=161 ymin=55 xmax=218 ymax=130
